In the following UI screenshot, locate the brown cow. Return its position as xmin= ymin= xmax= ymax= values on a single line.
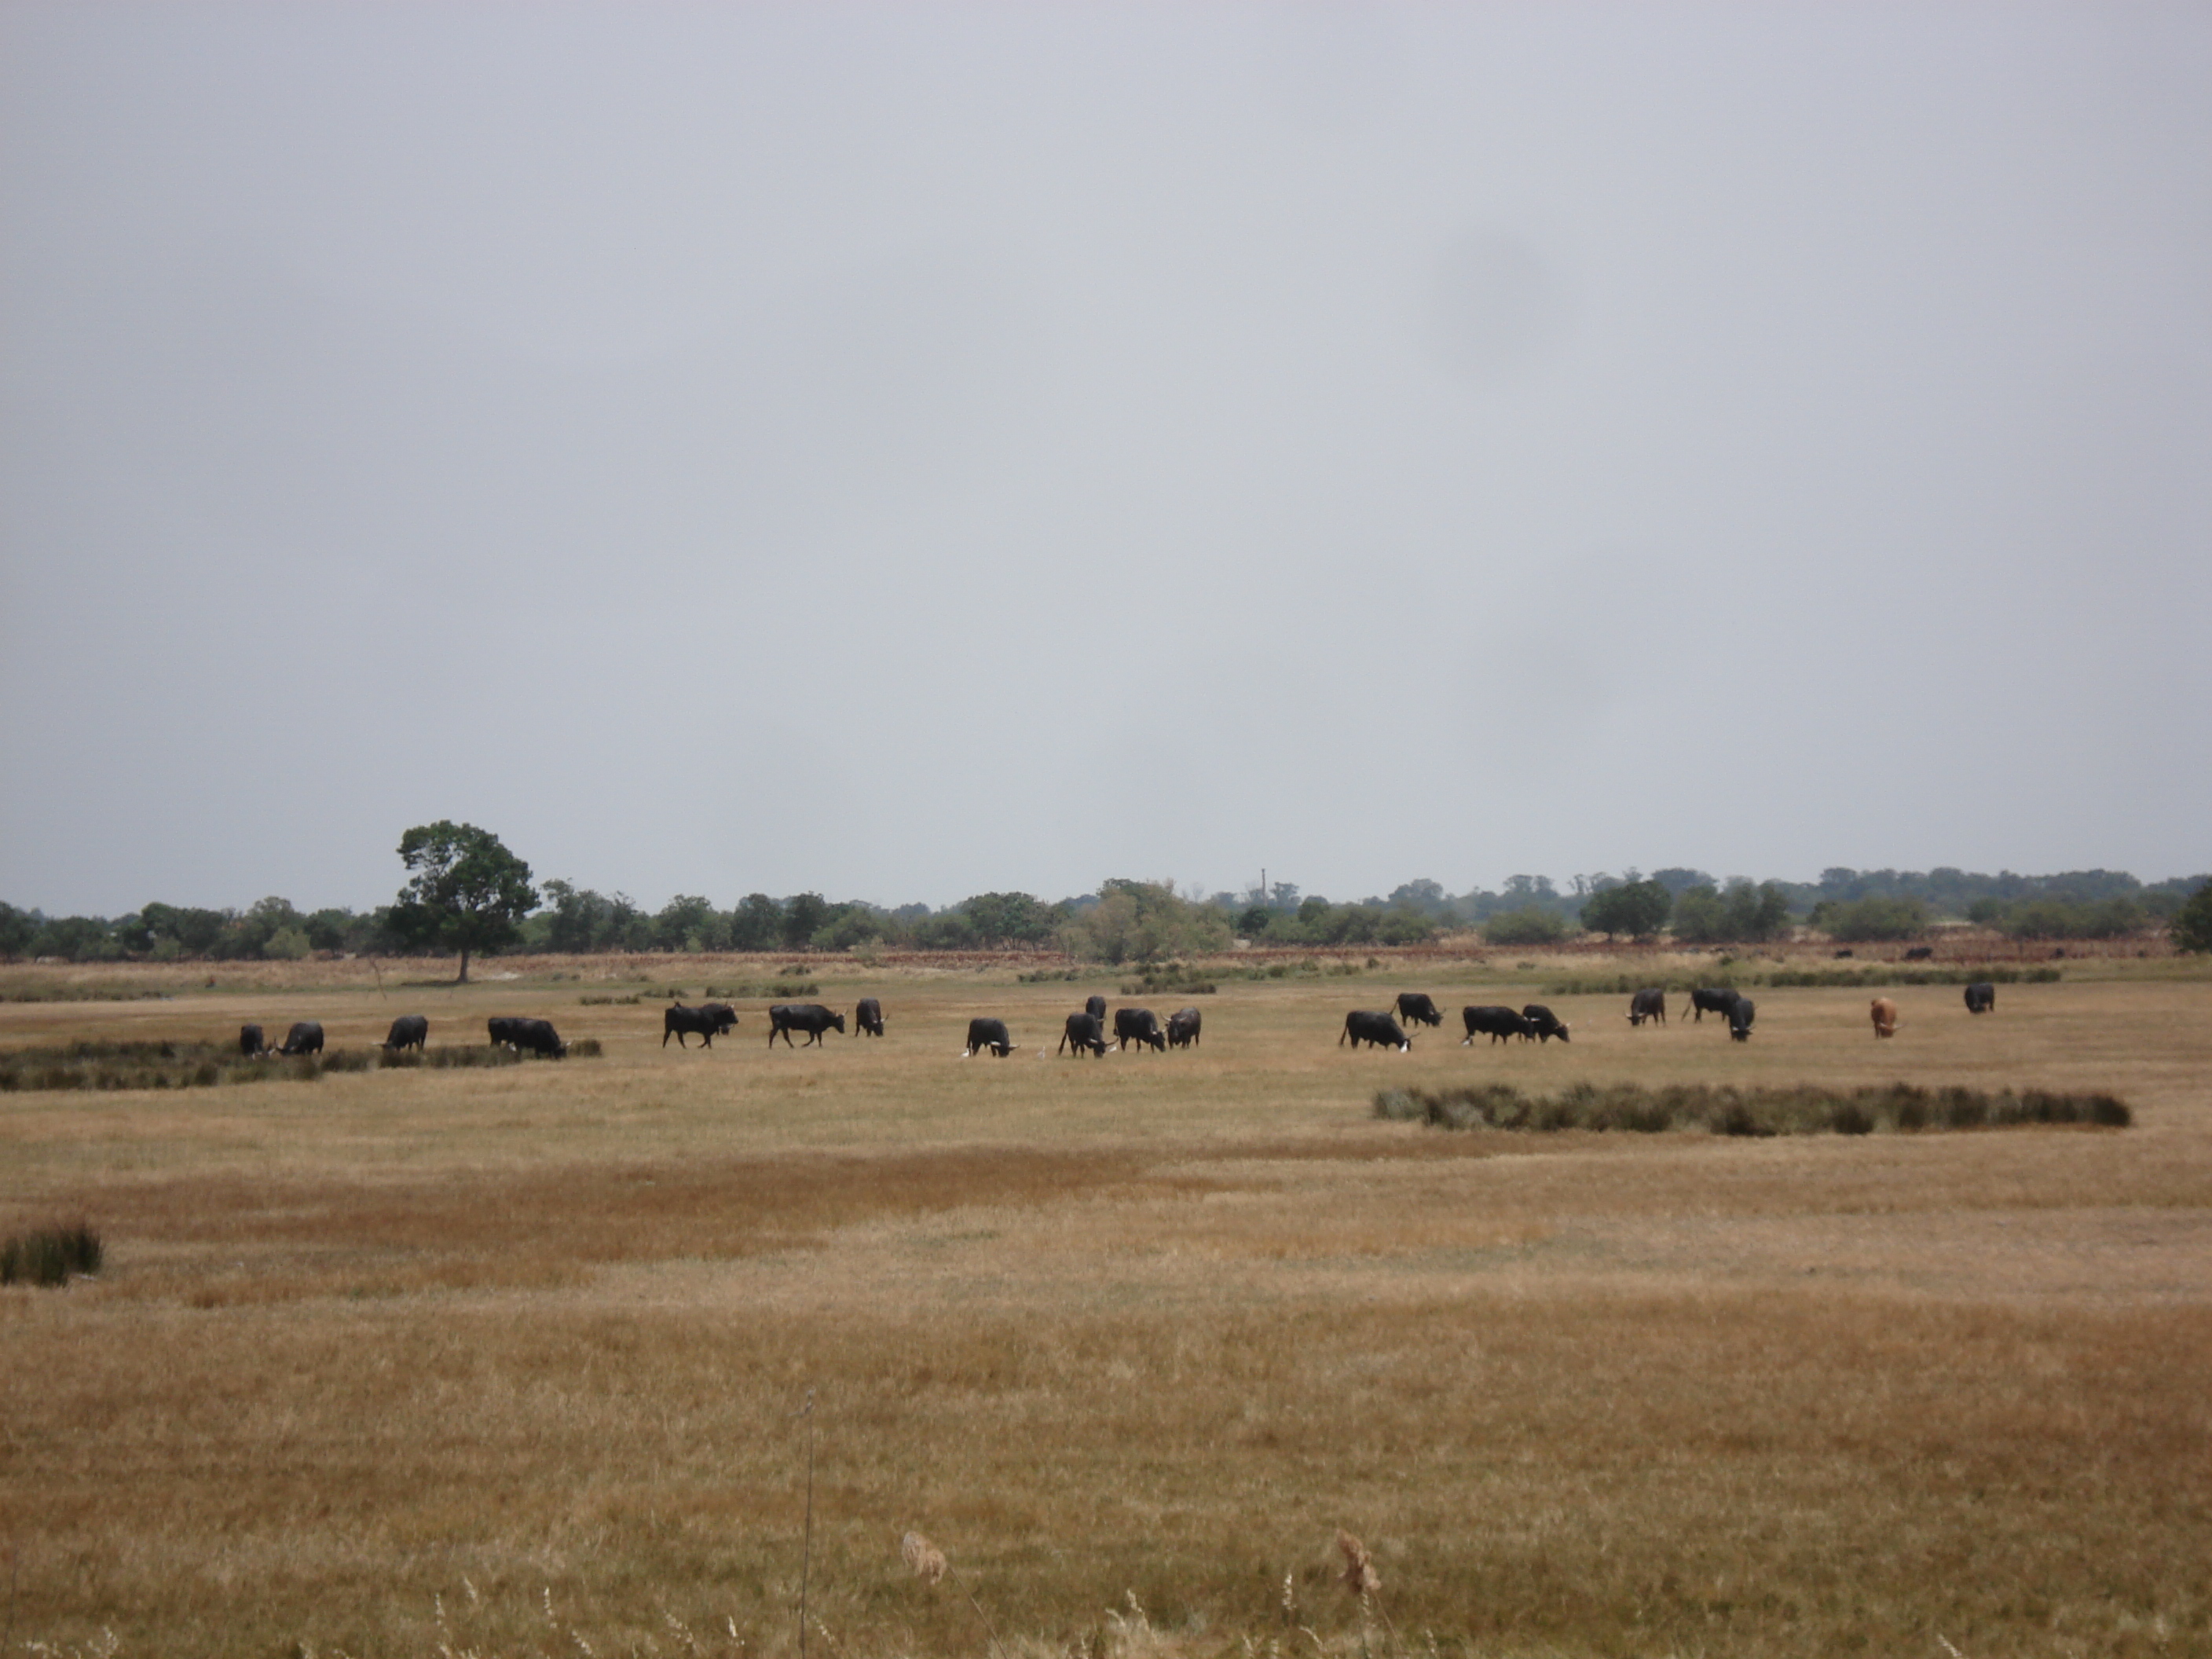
xmin=1870 ymin=997 xmax=1899 ymax=1038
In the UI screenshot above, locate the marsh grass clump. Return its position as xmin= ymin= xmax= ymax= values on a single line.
xmin=1 ymin=1220 xmax=102 ymax=1286
xmin=1119 ymin=961 xmax=1218 ymax=996
xmin=569 ymin=1037 xmax=604 ymax=1058
xmin=1375 ymin=1081 xmax=2130 ymax=1135
xmin=0 ymin=1040 xmax=528 ymax=1092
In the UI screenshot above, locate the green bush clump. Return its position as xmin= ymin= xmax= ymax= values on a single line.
xmin=1374 ymin=1080 xmax=2129 ymax=1136
xmin=1483 ymin=906 xmax=1573 ymax=947
xmin=2172 ymin=880 xmax=2212 ymax=954
xmin=0 ymin=1221 xmax=102 ymax=1286
xmin=1119 ymin=965 xmax=1218 ymax=995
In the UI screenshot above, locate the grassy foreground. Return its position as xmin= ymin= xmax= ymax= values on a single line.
xmin=1 ymin=956 xmax=2209 ymax=1657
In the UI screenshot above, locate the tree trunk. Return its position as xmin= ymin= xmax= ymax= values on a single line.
xmin=457 ymin=947 xmax=471 ymax=984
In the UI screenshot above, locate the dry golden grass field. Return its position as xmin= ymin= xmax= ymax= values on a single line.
xmin=2 ymin=951 xmax=2210 ymax=1658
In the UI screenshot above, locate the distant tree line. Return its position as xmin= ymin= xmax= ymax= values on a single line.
xmin=5 ymin=853 xmax=2207 ymax=966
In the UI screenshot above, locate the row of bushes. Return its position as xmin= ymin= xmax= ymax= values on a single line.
xmin=0 ymin=1040 xmax=616 ymax=1093
xmin=1540 ymin=965 xmax=2066 ymax=997
xmin=1374 ymin=1080 xmax=2131 ymax=1135
xmin=578 ymin=980 xmax=818 ymax=1005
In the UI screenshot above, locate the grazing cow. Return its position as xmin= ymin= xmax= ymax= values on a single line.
xmin=767 ymin=1003 xmax=846 ymax=1048
xmin=663 ymin=1002 xmax=738 ymax=1048
xmin=278 ymin=1020 xmax=323 ymax=1057
xmin=1167 ymin=1006 xmax=1203 ymax=1048
xmin=855 ymin=997 xmax=886 ymax=1037
xmin=490 ymin=1016 xmax=567 ymax=1057
xmin=1085 ymin=994 xmax=1108 ymax=1027
xmin=1870 ymin=997 xmax=1899 ymax=1038
xmin=1627 ymin=988 xmax=1668 ymax=1027
xmin=1058 ymin=1011 xmax=1108 ymax=1057
xmin=1686 ymin=987 xmax=1742 ymax=1023
xmin=1341 ymin=1011 xmax=1411 ymax=1052
xmin=1727 ymin=998 xmax=1756 ymax=1042
xmin=1462 ymin=1005 xmax=1535 ymax=1045
xmin=1965 ymin=982 xmax=1996 ymax=1015
xmin=962 ymin=1017 xmax=1015 ymax=1058
xmin=1394 ymin=992 xmax=1444 ymax=1028
xmin=1903 ymin=946 xmax=1934 ymax=961
xmin=239 ymin=1024 xmax=267 ymax=1057
xmin=1522 ymin=1005 xmax=1571 ymax=1044
xmin=383 ymin=1013 xmax=429 ymax=1053
xmin=1114 ymin=1007 xmax=1167 ymax=1052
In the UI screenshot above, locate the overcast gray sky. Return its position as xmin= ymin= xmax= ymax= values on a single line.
xmin=3 ymin=2 xmax=2208 ymax=916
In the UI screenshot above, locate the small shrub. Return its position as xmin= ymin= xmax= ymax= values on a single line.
xmin=569 ymin=1037 xmax=604 ymax=1058
xmin=0 ymin=1221 xmax=102 ymax=1286
xmin=1485 ymin=906 xmax=1570 ymax=947
xmin=1119 ymin=961 xmax=1218 ymax=995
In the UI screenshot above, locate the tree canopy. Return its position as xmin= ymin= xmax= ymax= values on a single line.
xmin=392 ymin=821 xmax=537 ymax=983
xmin=1673 ymin=880 xmax=1793 ymax=944
xmin=1580 ymin=879 xmax=1672 ymax=941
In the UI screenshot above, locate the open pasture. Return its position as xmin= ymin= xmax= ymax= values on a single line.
xmin=2 ymin=959 xmax=2210 ymax=1657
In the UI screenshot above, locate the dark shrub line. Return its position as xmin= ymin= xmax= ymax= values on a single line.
xmin=0 ymin=1221 xmax=102 ymax=1286
xmin=0 ymin=1042 xmax=534 ymax=1093
xmin=1374 ymin=1080 xmax=2130 ymax=1136
xmin=580 ymin=980 xmax=816 ymax=1005
xmin=1543 ymin=965 xmax=2064 ymax=997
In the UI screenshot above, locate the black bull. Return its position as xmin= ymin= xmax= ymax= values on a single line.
xmin=767 ymin=1004 xmax=845 ymax=1048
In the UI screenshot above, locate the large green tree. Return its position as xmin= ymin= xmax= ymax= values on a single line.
xmin=393 ymin=821 xmax=538 ymax=983
xmin=1580 ymin=879 xmax=1672 ymax=941
xmin=2172 ymin=879 xmax=2212 ymax=954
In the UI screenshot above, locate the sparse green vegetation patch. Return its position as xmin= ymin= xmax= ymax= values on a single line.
xmin=1375 ymin=1079 xmax=2132 ymax=1135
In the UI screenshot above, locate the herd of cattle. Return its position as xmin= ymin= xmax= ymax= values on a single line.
xmin=230 ymin=980 xmax=2001 ymax=1065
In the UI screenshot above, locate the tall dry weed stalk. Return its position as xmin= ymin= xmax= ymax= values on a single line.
xmin=795 ymin=1388 xmax=816 ymax=1659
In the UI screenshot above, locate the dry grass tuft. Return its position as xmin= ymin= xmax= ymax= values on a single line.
xmin=1333 ymin=1531 xmax=1379 ymax=1598
xmin=900 ymin=1530 xmax=947 ymax=1584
